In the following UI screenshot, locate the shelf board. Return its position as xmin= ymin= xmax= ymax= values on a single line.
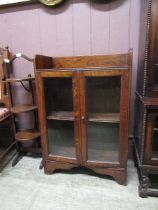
xmin=11 ymin=104 xmax=37 ymax=114
xmin=47 ymin=111 xmax=120 ymax=123
xmin=15 ymin=130 xmax=40 ymax=142
xmin=47 ymin=111 xmax=74 ymax=121
xmin=6 ymin=77 xmax=35 ymax=83
xmin=88 ymin=113 xmax=120 ymax=123
xmin=49 ymin=145 xmax=76 ymax=159
xmin=88 ymin=148 xmax=119 ymax=162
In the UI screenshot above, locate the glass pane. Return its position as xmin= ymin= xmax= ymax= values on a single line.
xmin=152 ymin=116 xmax=158 ymax=159
xmin=153 ymin=13 xmax=158 ymax=89
xmin=153 ymin=65 xmax=158 ymax=90
xmin=86 ymin=76 xmax=120 ymax=113
xmin=86 ymin=76 xmax=121 ymax=162
xmin=43 ymin=77 xmax=73 ymax=116
xmin=43 ymin=77 xmax=76 ymax=159
xmin=88 ymin=122 xmax=119 ymax=162
xmin=149 ymin=174 xmax=158 ymax=190
xmin=47 ymin=120 xmax=76 ymax=158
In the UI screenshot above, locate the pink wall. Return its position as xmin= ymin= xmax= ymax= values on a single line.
xmin=0 ymin=0 xmax=140 ymax=134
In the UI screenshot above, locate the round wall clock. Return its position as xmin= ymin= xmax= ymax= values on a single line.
xmin=39 ymin=0 xmax=64 ymax=6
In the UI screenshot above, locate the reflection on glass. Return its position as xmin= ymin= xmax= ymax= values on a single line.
xmin=149 ymin=174 xmax=158 ymax=189
xmin=86 ymin=76 xmax=120 ymax=162
xmin=86 ymin=76 xmax=120 ymax=113
xmin=152 ymin=117 xmax=158 ymax=159
xmin=153 ymin=65 xmax=158 ymax=90
xmin=43 ymin=77 xmax=76 ymax=159
xmin=47 ymin=120 xmax=75 ymax=158
xmin=88 ymin=122 xmax=119 ymax=162
xmin=153 ymin=15 xmax=158 ymax=89
xmin=43 ymin=77 xmax=73 ymax=115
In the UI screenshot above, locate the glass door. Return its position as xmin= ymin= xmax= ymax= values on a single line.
xmin=145 ymin=112 xmax=158 ymax=165
xmin=37 ymin=71 xmax=80 ymax=163
xmin=152 ymin=116 xmax=158 ymax=159
xmin=80 ymin=70 xmax=129 ymax=166
xmin=147 ymin=0 xmax=158 ymax=94
xmin=153 ymin=3 xmax=158 ymax=91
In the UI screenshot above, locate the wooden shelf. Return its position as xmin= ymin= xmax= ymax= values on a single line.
xmin=47 ymin=111 xmax=120 ymax=123
xmin=49 ymin=145 xmax=76 ymax=159
xmin=6 ymin=77 xmax=35 ymax=83
xmin=11 ymin=104 xmax=37 ymax=114
xmin=88 ymin=148 xmax=119 ymax=162
xmin=88 ymin=113 xmax=120 ymax=123
xmin=47 ymin=111 xmax=74 ymax=121
xmin=15 ymin=130 xmax=40 ymax=142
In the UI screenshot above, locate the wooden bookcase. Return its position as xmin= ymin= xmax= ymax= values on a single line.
xmin=34 ymin=51 xmax=132 ymax=185
xmin=134 ymin=0 xmax=158 ymax=197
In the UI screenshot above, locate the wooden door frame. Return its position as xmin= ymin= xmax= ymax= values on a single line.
xmin=79 ymin=69 xmax=130 ymax=168
xmin=35 ymin=70 xmax=81 ymax=164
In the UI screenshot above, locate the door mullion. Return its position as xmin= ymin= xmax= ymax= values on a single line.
xmin=73 ymin=72 xmax=82 ymax=164
xmin=79 ymin=72 xmax=88 ymax=165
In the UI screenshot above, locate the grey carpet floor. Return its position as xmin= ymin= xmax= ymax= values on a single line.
xmin=0 ymin=155 xmax=158 ymax=210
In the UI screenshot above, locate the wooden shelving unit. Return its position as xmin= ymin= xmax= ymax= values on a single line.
xmin=35 ymin=51 xmax=132 ymax=185
xmin=5 ymin=55 xmax=41 ymax=167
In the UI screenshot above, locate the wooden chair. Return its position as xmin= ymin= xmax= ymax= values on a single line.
xmin=0 ymin=47 xmax=15 ymax=161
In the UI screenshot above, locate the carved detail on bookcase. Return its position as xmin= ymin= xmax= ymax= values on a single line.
xmin=143 ymin=0 xmax=152 ymax=96
xmin=135 ymin=0 xmax=158 ymax=197
xmin=140 ymin=106 xmax=147 ymax=163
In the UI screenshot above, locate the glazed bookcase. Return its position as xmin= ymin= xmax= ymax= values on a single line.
xmin=34 ymin=51 xmax=132 ymax=185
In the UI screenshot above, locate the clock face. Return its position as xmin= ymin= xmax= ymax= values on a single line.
xmin=39 ymin=0 xmax=64 ymax=6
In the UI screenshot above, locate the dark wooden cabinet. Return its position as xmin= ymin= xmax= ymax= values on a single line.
xmin=134 ymin=0 xmax=158 ymax=197
xmin=35 ymin=51 xmax=132 ymax=185
xmin=137 ymin=0 xmax=158 ymax=97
